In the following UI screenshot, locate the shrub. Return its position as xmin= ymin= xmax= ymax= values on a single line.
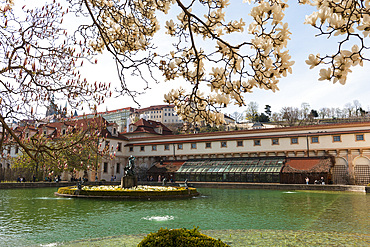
xmin=138 ymin=227 xmax=230 ymax=247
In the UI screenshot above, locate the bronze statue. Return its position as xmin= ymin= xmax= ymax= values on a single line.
xmin=121 ymin=155 xmax=138 ymax=188
xmin=124 ymin=155 xmax=135 ymax=177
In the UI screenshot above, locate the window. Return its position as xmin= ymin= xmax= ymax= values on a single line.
xmin=191 ymin=143 xmax=197 ymax=149
xmin=103 ymin=162 xmax=108 ymax=173
xmin=333 ymin=135 xmax=341 ymax=142
xmin=43 ymin=130 xmax=47 ymax=135
xmin=177 ymin=144 xmax=183 ymax=150
xmin=15 ymin=146 xmax=19 ymax=154
xmin=117 ymin=142 xmax=122 ymax=152
xmin=311 ymin=136 xmax=319 ymax=143
xmin=355 ymin=134 xmax=364 ymax=141
xmin=272 ymin=139 xmax=279 ymax=145
xmin=62 ymin=129 xmax=66 ymax=135
xmin=221 ymin=141 xmax=227 ymax=148
xmin=113 ymin=128 xmax=117 ymax=135
xmin=140 ymin=146 xmax=145 ymax=151
xmin=164 ymin=144 xmax=170 ymax=150
xmin=129 ymin=146 xmax=134 ymax=152
xmin=237 ymin=141 xmax=243 ymax=147
xmin=116 ymin=163 xmax=120 ymax=174
xmin=291 ymin=137 xmax=298 ymax=144
xmin=205 ymin=142 xmax=211 ymax=148
xmin=152 ymin=145 xmax=157 ymax=151
xmin=254 ymin=140 xmax=261 ymax=146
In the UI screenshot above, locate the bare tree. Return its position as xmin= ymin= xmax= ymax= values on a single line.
xmin=280 ymin=107 xmax=300 ymax=126
xmin=353 ymin=100 xmax=361 ymax=117
xmin=344 ymin=103 xmax=354 ymax=118
xmin=230 ymin=111 xmax=245 ymax=123
xmin=335 ymin=108 xmax=342 ymax=119
xmin=270 ymin=112 xmax=282 ymax=123
xmin=319 ymin=107 xmax=330 ymax=119
xmin=300 ymin=102 xmax=310 ymax=120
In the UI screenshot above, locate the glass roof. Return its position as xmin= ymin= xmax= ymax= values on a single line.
xmin=177 ymin=158 xmax=285 ymax=174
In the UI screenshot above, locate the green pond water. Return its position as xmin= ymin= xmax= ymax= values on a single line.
xmin=0 ymin=187 xmax=369 ymax=246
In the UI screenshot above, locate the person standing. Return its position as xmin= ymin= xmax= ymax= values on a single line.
xmin=305 ymin=177 xmax=309 ymax=185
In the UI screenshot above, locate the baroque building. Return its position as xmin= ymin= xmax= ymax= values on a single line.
xmin=119 ymin=121 xmax=370 ymax=185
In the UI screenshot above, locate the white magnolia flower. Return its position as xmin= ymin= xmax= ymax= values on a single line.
xmin=305 ymin=54 xmax=320 ymax=69
xmin=318 ymin=68 xmax=332 ymax=81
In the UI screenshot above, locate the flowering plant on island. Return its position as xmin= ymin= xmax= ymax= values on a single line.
xmin=80 ymin=185 xmax=187 ymax=192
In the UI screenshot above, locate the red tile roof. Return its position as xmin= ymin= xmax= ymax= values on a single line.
xmin=148 ymin=161 xmax=185 ymax=173
xmin=129 ymin=119 xmax=173 ymax=135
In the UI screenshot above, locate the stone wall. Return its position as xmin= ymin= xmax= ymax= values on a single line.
xmin=0 ymin=181 xmax=121 ymax=190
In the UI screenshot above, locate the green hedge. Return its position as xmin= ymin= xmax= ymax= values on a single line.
xmin=56 ymin=186 xmax=198 ymax=198
xmin=138 ymin=227 xmax=230 ymax=247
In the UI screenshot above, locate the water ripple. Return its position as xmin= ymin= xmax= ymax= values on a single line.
xmin=141 ymin=215 xmax=175 ymax=221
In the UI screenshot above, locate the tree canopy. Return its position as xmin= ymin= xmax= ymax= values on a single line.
xmin=11 ymin=118 xmax=114 ymax=176
xmin=66 ymin=0 xmax=368 ymax=124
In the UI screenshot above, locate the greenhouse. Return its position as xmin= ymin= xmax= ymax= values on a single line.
xmin=176 ymin=158 xmax=285 ymax=183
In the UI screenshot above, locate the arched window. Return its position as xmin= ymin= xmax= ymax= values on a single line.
xmin=333 ymin=157 xmax=349 ymax=184
xmin=354 ymin=156 xmax=370 ymax=185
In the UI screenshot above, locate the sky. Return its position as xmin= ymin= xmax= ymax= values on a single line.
xmin=17 ymin=0 xmax=370 ymax=116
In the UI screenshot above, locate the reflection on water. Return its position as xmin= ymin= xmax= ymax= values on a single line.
xmin=141 ymin=215 xmax=175 ymax=221
xmin=0 ymin=187 xmax=369 ymax=246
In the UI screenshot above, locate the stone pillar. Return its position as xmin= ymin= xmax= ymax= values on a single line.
xmin=121 ymin=175 xmax=138 ymax=188
xmin=347 ymin=149 xmax=355 ymax=185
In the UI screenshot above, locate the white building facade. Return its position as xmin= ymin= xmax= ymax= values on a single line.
xmin=137 ymin=105 xmax=183 ymax=124
xmin=120 ymin=122 xmax=370 ymax=185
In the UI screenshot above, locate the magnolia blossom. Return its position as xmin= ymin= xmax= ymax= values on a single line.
xmin=305 ymin=54 xmax=321 ymax=69
xmin=318 ymin=68 xmax=332 ymax=81
xmin=7 ymin=0 xmax=366 ymax=129
xmin=301 ymin=0 xmax=368 ymax=85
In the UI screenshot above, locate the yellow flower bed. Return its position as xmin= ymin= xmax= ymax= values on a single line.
xmin=82 ymin=185 xmax=187 ymax=192
xmin=56 ymin=185 xmax=198 ymax=198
